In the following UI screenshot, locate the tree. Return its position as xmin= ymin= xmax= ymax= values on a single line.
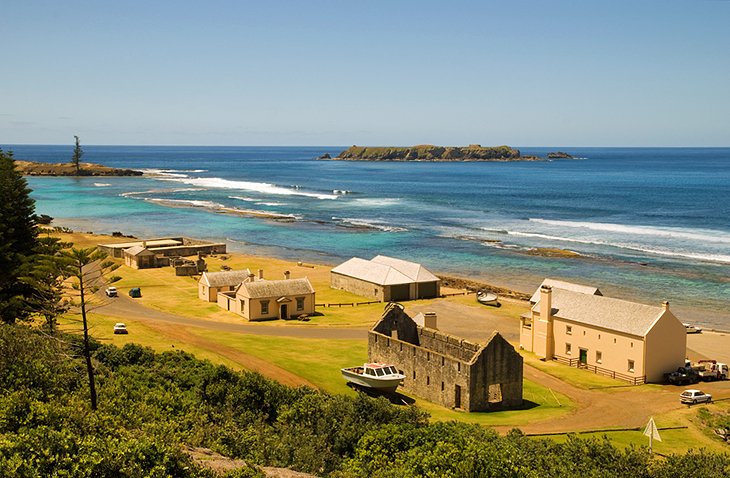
xmin=22 ymin=235 xmax=72 ymax=333
xmin=0 ymin=149 xmax=39 ymax=323
xmin=61 ymin=247 xmax=119 ymax=410
xmin=72 ymin=135 xmax=83 ymax=175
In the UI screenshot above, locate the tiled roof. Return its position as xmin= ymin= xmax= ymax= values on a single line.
xmin=124 ymin=245 xmax=155 ymax=256
xmin=533 ymin=288 xmax=664 ymax=337
xmin=200 ymin=269 xmax=252 ymax=288
xmin=529 ymin=278 xmax=602 ymax=303
xmin=239 ymin=278 xmax=314 ymax=299
xmin=332 ymin=256 xmax=439 ymax=285
xmin=371 ymin=255 xmax=440 ymax=282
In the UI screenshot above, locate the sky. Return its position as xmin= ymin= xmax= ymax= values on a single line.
xmin=2 ymin=1 xmax=729 ymax=146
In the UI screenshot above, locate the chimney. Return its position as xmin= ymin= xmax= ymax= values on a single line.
xmin=662 ymin=301 xmax=669 ymax=312
xmin=258 ymin=269 xmax=264 ymax=280
xmin=539 ymin=285 xmax=553 ymax=322
xmin=142 ymin=241 xmax=147 ymax=248
xmin=248 ymin=273 xmax=255 ymax=282
xmin=284 ymin=270 xmax=290 ymax=280
xmin=424 ymin=312 xmax=438 ymax=330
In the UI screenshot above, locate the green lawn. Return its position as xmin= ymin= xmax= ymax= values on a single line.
xmin=521 ymin=350 xmax=663 ymax=392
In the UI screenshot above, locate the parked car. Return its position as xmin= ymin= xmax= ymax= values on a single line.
xmin=128 ymin=287 xmax=142 ymax=298
xmin=665 ymin=366 xmax=700 ymax=385
xmin=105 ymin=286 xmax=118 ymax=297
xmin=113 ymin=323 xmax=128 ymax=335
xmin=683 ymin=323 xmax=702 ymax=334
xmin=680 ymin=389 xmax=712 ymax=405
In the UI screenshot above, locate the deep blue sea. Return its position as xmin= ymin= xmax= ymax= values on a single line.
xmin=7 ymin=145 xmax=730 ymax=329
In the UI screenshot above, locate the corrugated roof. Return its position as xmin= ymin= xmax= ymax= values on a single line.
xmin=331 ymin=257 xmax=413 ymax=285
xmin=371 ymin=255 xmax=440 ymax=283
xmin=124 ymin=245 xmax=155 ymax=256
xmin=239 ymin=278 xmax=314 ymax=299
xmin=101 ymin=239 xmax=182 ymax=249
xmin=533 ymin=288 xmax=664 ymax=337
xmin=529 ymin=278 xmax=602 ymax=303
xmin=200 ymin=269 xmax=252 ymax=288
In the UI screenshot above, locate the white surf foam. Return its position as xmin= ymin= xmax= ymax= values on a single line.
xmin=147 ymin=198 xmax=224 ymax=208
xmin=93 ymin=183 xmax=111 ymax=187
xmin=163 ymin=176 xmax=338 ymax=200
xmin=333 ymin=216 xmax=407 ymax=232
xmin=529 ymin=218 xmax=730 ymax=245
xmin=352 ymin=198 xmax=401 ymax=207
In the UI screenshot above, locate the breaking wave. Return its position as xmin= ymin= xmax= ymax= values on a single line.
xmin=332 ymin=216 xmax=407 ymax=232
xmin=163 ymin=176 xmax=338 ymax=200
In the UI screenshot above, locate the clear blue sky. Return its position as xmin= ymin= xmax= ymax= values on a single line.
xmin=2 ymin=0 xmax=729 ymax=146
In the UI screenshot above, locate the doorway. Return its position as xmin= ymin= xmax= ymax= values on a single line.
xmin=280 ymin=304 xmax=288 ymax=320
xmin=454 ymin=385 xmax=462 ymax=409
xmin=579 ymin=348 xmax=588 ymax=366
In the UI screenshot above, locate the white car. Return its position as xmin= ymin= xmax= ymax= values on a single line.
xmin=680 ymin=389 xmax=712 ymax=405
xmin=113 ymin=323 xmax=128 ymax=335
xmin=105 ymin=286 xmax=118 ymax=297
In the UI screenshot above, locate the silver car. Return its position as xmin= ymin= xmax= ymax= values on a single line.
xmin=680 ymin=389 xmax=712 ymax=405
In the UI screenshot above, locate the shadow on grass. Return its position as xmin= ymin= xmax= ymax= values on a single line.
xmin=346 ymin=382 xmax=416 ymax=406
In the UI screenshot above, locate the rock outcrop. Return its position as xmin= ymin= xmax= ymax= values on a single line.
xmin=335 ymin=145 xmax=540 ymax=162
xmin=15 ymin=160 xmax=143 ymax=176
xmin=547 ymin=151 xmax=575 ymax=159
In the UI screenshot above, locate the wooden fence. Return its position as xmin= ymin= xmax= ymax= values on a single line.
xmin=553 ymin=354 xmax=646 ymax=385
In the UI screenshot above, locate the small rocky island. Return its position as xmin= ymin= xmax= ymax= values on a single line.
xmin=332 ymin=145 xmax=540 ymax=162
xmin=15 ymin=160 xmax=143 ymax=177
xmin=547 ymin=151 xmax=575 ymax=159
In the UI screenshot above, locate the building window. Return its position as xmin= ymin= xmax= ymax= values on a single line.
xmin=596 ymin=351 xmax=602 ymax=364
xmin=412 ymin=371 xmax=416 ymax=380
xmin=427 ymin=376 xmax=430 ymax=385
xmin=457 ymin=362 xmax=461 ymax=372
xmin=583 ymin=331 xmax=586 ymax=336
xmin=628 ymin=360 xmax=635 ymax=373
xmin=566 ymin=343 xmax=572 ymax=355
xmin=441 ymin=382 xmax=445 ymax=391
xmin=386 ymin=338 xmax=390 ymax=347
xmin=400 ymin=343 xmax=403 ymax=352
xmin=614 ymin=338 xmax=617 ymax=344
xmin=566 ymin=325 xmax=572 ymax=335
xmin=598 ymin=334 xmax=601 ymax=340
xmin=413 ymin=347 xmax=416 ymax=356
xmin=261 ymin=300 xmax=269 ymax=314
xmin=427 ymin=352 xmax=430 ymax=361
xmin=240 ymin=299 xmax=245 ymax=309
xmin=630 ymin=342 xmax=634 ymax=348
xmin=296 ymin=297 xmax=305 ymax=311
xmin=441 ymin=357 xmax=445 ymax=366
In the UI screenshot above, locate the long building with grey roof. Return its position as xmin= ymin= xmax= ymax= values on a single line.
xmin=330 ymin=255 xmax=440 ymax=301
xmin=520 ymin=282 xmax=686 ymax=383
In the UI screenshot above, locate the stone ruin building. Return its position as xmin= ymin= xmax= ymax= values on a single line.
xmin=368 ymin=303 xmax=523 ymax=412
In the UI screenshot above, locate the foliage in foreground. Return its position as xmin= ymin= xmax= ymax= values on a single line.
xmin=0 ymin=324 xmax=729 ymax=477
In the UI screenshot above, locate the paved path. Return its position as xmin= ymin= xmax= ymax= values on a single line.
xmin=97 ymin=294 xmax=367 ymax=340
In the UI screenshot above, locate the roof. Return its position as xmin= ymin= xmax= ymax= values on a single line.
xmin=331 ymin=257 xmax=412 ymax=285
xmin=331 ymin=256 xmax=439 ymax=286
xmin=238 ymin=278 xmax=314 ymax=299
xmin=371 ymin=255 xmax=440 ymax=282
xmin=529 ymin=278 xmax=602 ymax=303
xmin=200 ymin=269 xmax=252 ymax=288
xmin=533 ymin=288 xmax=665 ymax=337
xmin=124 ymin=245 xmax=155 ymax=256
xmin=100 ymin=239 xmax=182 ymax=249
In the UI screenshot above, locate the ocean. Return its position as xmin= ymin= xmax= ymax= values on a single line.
xmin=7 ymin=145 xmax=730 ymax=329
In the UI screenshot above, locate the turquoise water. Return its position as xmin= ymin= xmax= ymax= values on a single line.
xmin=9 ymin=145 xmax=730 ymax=329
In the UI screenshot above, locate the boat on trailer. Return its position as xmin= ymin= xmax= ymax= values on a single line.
xmin=341 ymin=363 xmax=405 ymax=393
xmin=476 ymin=290 xmax=500 ymax=306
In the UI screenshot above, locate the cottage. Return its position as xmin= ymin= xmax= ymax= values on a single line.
xmin=331 ymin=255 xmax=440 ymax=301
xmin=123 ymin=246 xmax=157 ymax=269
xmin=520 ymin=283 xmax=686 ymax=383
xmin=217 ymin=273 xmax=315 ymax=321
xmin=369 ymin=304 xmax=523 ymax=411
xmin=198 ymin=269 xmax=252 ymax=302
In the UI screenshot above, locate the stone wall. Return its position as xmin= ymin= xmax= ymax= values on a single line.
xmin=330 ymin=273 xmax=385 ymax=301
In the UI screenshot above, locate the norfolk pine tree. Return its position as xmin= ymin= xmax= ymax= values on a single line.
xmin=0 ymin=149 xmax=40 ymax=323
xmin=72 ymin=135 xmax=83 ymax=175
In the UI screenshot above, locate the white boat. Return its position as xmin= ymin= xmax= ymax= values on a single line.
xmin=476 ymin=291 xmax=500 ymax=306
xmin=341 ymin=363 xmax=405 ymax=393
